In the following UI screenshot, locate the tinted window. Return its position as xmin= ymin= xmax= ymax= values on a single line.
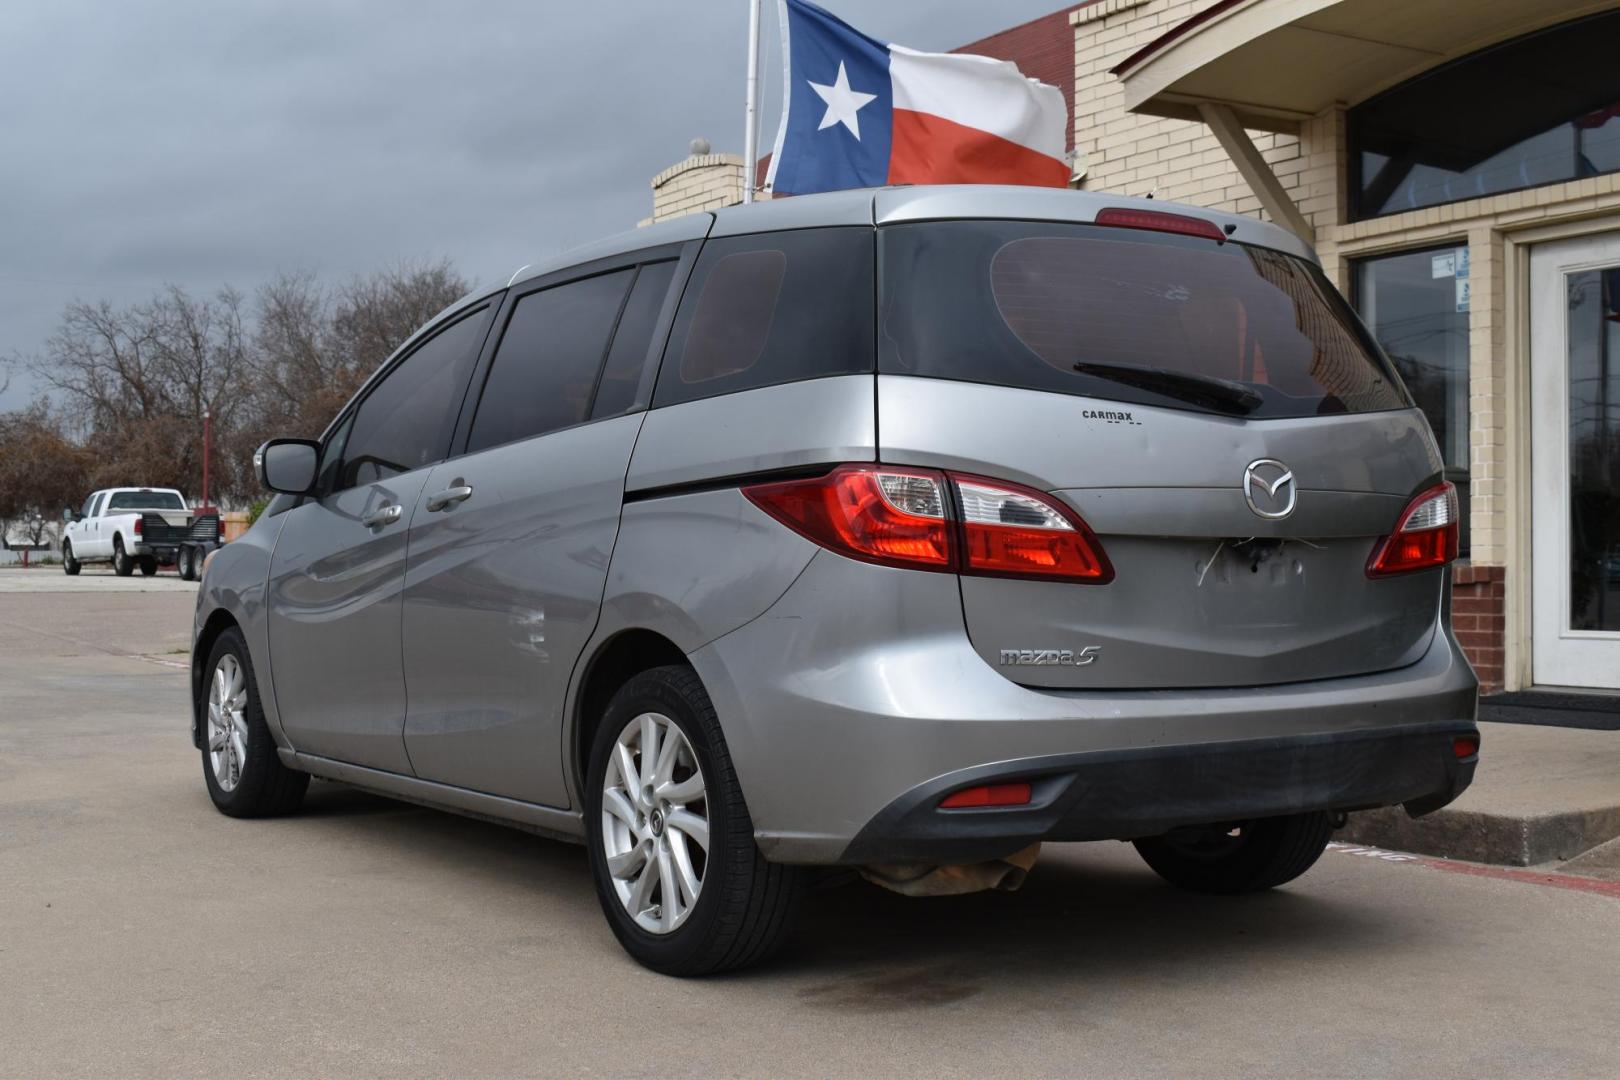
xmin=1351 ymin=11 xmax=1620 ymax=218
xmin=315 ymin=413 xmax=354 ymax=495
xmin=339 ymin=306 xmax=490 ymax=489
xmin=467 ymin=270 xmax=633 ymax=454
xmin=881 ymin=221 xmax=1408 ymax=420
xmin=107 ymin=491 xmax=185 ymax=511
xmin=655 ymin=228 xmax=874 ymax=407
xmin=592 ymin=261 xmax=677 ymax=419
xmin=1354 ymin=246 xmax=1471 ymax=553
xmin=82 ymin=494 xmax=99 ymax=518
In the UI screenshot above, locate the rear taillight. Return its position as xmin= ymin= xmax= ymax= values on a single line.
xmin=133 ymin=517 xmax=143 ymax=536
xmin=742 ymin=465 xmax=951 ymax=571
xmin=939 ymin=782 xmax=1032 ymax=809
xmin=1367 ymin=481 xmax=1459 ymax=577
xmin=954 ymin=474 xmax=1113 ymax=582
xmin=743 ymin=464 xmax=1112 ymax=583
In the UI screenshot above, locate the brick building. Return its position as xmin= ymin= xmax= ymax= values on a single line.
xmin=648 ymin=0 xmax=1620 ymax=696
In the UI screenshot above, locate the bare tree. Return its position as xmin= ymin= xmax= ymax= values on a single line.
xmin=13 ymin=258 xmax=468 ymax=509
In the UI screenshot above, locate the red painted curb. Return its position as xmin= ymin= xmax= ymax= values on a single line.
xmin=1421 ymin=857 xmax=1620 ymax=899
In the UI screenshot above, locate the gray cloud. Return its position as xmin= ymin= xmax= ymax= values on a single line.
xmin=0 ymin=0 xmax=1071 ymax=409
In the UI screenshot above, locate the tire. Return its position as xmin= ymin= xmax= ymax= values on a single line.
xmin=585 ymin=665 xmax=804 ymax=976
xmin=177 ymin=547 xmax=195 ymax=581
xmin=1134 ymin=811 xmax=1335 ymax=894
xmin=62 ymin=542 xmax=80 ymax=576
xmin=200 ymin=627 xmax=310 ymax=818
xmin=139 ymin=557 xmax=157 ymax=576
xmin=112 ymin=538 xmax=134 ymax=577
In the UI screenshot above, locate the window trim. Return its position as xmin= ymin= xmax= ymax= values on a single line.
xmin=445 ymin=240 xmax=698 ymax=460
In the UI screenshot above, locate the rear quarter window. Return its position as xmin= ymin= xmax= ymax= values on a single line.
xmin=653 ymin=227 xmax=875 ymax=407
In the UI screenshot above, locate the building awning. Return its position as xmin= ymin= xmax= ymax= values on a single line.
xmin=1113 ymin=0 xmax=1620 ymax=133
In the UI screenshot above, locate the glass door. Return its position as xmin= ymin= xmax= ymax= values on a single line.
xmin=1530 ymin=232 xmax=1620 ymax=689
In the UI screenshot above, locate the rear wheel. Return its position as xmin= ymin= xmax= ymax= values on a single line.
xmin=112 ymin=538 xmax=133 ymax=577
xmin=62 ymin=541 xmax=80 ymax=575
xmin=1133 ymin=811 xmax=1334 ymax=894
xmin=200 ymin=627 xmax=309 ymax=817
xmin=585 ymin=665 xmax=804 ymax=976
xmin=177 ymin=546 xmax=195 ymax=581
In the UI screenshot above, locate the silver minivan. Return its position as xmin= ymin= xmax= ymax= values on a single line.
xmin=195 ymin=186 xmax=1479 ymax=975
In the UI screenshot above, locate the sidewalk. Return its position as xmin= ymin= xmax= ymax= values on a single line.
xmin=1341 ymin=721 xmax=1620 ymax=866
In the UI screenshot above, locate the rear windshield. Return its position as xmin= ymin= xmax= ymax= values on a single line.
xmin=879 ymin=221 xmax=1409 ymax=419
xmin=107 ymin=491 xmax=185 ymax=511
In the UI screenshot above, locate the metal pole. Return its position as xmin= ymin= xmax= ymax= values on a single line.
xmin=202 ymin=407 xmax=211 ymax=512
xmin=743 ymin=0 xmax=761 ymax=204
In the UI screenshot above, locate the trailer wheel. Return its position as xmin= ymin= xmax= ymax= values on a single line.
xmin=182 ymin=546 xmax=200 ymax=581
xmin=139 ymin=557 xmax=157 ymax=576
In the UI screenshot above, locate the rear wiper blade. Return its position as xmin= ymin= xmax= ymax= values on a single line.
xmin=1071 ymin=361 xmax=1264 ymax=416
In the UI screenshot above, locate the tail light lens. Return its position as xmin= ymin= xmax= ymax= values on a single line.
xmin=1095 ymin=207 xmax=1227 ymax=243
xmin=954 ymin=475 xmax=1113 ymax=581
xmin=744 ymin=464 xmax=1111 ymax=583
xmin=1367 ymin=481 xmax=1459 ymax=577
xmin=133 ymin=517 xmax=143 ymax=536
xmin=743 ymin=465 xmax=952 ymax=571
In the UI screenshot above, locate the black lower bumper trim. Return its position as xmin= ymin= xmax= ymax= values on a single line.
xmin=842 ymin=721 xmax=1479 ymax=864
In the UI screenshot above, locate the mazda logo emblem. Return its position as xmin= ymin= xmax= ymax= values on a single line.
xmin=1243 ymin=459 xmax=1296 ymax=519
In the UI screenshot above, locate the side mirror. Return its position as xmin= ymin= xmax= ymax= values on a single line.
xmin=256 ymin=438 xmax=321 ymax=495
xmin=62 ymin=507 xmax=76 ymax=523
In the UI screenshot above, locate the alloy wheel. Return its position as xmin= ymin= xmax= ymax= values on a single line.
xmin=206 ymin=654 xmax=250 ymax=792
xmin=600 ymin=711 xmax=709 ymax=934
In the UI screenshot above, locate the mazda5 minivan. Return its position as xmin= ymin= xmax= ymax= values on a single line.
xmin=195 ymin=186 xmax=1479 ymax=975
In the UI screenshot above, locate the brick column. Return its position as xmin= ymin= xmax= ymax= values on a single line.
xmin=1452 ymin=565 xmax=1505 ymax=694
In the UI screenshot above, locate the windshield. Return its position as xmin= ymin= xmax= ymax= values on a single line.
xmin=879 ymin=221 xmax=1410 ymax=419
xmin=106 ymin=490 xmax=186 ymax=511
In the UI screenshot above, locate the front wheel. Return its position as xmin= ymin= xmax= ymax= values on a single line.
xmin=585 ymin=666 xmax=804 ymax=976
xmin=62 ymin=541 xmax=80 ymax=575
xmin=112 ymin=538 xmax=134 ymax=577
xmin=200 ymin=627 xmax=309 ymax=817
xmin=1133 ymin=811 xmax=1334 ymax=894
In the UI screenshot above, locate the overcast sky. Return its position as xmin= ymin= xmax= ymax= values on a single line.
xmin=0 ymin=0 xmax=1069 ymax=411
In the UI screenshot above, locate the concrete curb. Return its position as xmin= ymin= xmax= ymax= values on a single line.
xmin=1341 ymin=804 xmax=1620 ymax=867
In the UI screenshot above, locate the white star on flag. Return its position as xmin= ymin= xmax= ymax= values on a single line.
xmin=808 ymin=61 xmax=877 ymax=140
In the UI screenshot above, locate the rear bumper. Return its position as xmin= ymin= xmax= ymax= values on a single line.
xmin=842 ymin=721 xmax=1477 ymax=864
xmin=689 ymin=552 xmax=1480 ymax=865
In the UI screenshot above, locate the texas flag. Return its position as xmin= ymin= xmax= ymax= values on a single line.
xmin=765 ymin=0 xmax=1069 ymax=196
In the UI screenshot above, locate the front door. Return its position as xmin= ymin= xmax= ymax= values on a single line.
xmin=1530 ymin=232 xmax=1620 ymax=689
xmin=267 ymin=302 xmax=494 ymax=771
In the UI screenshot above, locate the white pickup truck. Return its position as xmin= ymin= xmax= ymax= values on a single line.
xmin=62 ymin=488 xmax=221 ymax=580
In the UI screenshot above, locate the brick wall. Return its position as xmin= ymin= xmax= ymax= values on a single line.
xmin=1071 ymin=0 xmax=1311 ymax=224
xmin=1452 ymin=565 xmax=1505 ymax=694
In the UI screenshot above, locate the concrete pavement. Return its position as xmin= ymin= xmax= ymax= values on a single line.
xmin=4 ymin=590 xmax=1620 ymax=1078
xmin=0 ymin=565 xmax=197 ymax=594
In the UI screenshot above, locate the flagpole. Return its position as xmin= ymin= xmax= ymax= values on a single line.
xmin=742 ymin=0 xmax=761 ymax=204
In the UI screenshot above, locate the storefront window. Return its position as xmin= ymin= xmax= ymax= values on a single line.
xmin=1350 ymin=11 xmax=1620 ymax=219
xmin=1354 ymin=246 xmax=1471 ymax=554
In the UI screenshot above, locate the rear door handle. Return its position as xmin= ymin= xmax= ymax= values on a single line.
xmin=362 ymin=504 xmax=403 ymax=529
xmin=425 ymin=484 xmax=474 ymax=513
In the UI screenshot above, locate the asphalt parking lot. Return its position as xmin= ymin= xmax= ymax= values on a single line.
xmin=3 ymin=575 xmax=1619 ymax=1079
